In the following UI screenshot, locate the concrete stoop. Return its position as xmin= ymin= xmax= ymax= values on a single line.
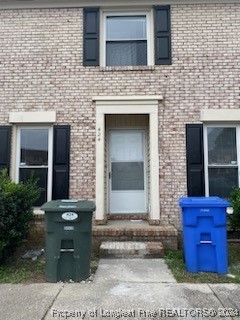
xmin=100 ymin=241 xmax=164 ymax=258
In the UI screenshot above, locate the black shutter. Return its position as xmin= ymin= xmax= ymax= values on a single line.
xmin=154 ymin=5 xmax=172 ymax=65
xmin=52 ymin=125 xmax=70 ymax=200
xmin=83 ymin=7 xmax=99 ymax=66
xmin=0 ymin=126 xmax=11 ymax=174
xmin=186 ymin=124 xmax=205 ymax=196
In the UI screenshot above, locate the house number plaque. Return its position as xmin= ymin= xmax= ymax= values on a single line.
xmin=62 ymin=212 xmax=78 ymax=221
xmin=97 ymin=127 xmax=101 ymax=141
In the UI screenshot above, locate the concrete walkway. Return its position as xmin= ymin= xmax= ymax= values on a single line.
xmin=1 ymin=259 xmax=240 ymax=320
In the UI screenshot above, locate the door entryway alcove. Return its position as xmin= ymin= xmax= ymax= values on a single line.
xmin=93 ymin=95 xmax=162 ymax=223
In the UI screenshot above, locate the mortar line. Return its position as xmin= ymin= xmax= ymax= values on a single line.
xmin=41 ymin=284 xmax=64 ymax=320
xmin=207 ymin=284 xmax=233 ymax=320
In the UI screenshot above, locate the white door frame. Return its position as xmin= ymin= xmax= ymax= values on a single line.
xmin=108 ymin=129 xmax=148 ymax=214
xmin=94 ymin=95 xmax=162 ymax=221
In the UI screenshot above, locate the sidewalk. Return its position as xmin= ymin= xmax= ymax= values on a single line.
xmin=1 ymin=259 xmax=240 ymax=320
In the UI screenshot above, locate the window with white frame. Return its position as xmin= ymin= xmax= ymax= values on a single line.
xmin=103 ymin=12 xmax=151 ymax=66
xmin=204 ymin=125 xmax=239 ymax=198
xmin=16 ymin=126 xmax=53 ymax=206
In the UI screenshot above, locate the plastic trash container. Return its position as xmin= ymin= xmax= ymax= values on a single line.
xmin=179 ymin=197 xmax=230 ymax=274
xmin=41 ymin=199 xmax=95 ymax=282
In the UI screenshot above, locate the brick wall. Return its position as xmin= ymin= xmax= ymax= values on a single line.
xmin=0 ymin=4 xmax=239 ymax=228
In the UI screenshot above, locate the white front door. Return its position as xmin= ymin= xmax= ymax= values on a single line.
xmin=109 ymin=130 xmax=147 ymax=214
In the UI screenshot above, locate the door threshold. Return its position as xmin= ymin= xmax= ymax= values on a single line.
xmin=103 ymin=220 xmax=150 ymax=228
xmin=107 ymin=214 xmax=148 ymax=221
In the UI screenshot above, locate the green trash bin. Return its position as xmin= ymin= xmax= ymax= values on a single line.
xmin=41 ymin=199 xmax=95 ymax=283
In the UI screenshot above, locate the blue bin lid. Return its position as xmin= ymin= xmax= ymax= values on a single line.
xmin=179 ymin=196 xmax=230 ymax=207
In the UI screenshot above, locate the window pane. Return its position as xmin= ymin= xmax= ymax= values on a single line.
xmin=106 ymin=41 xmax=147 ymax=66
xmin=112 ymin=162 xmax=144 ymax=191
xmin=209 ymin=168 xmax=238 ymax=198
xmin=106 ymin=16 xmax=146 ymax=40
xmin=20 ymin=129 xmax=48 ymax=166
xmin=110 ymin=131 xmax=144 ymax=162
xmin=207 ymin=127 xmax=237 ymax=165
xmin=20 ymin=168 xmax=48 ymax=206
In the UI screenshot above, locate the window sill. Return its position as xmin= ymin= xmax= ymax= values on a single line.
xmin=99 ymin=65 xmax=155 ymax=72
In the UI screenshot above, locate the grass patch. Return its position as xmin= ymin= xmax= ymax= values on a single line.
xmin=164 ymin=243 xmax=240 ymax=283
xmin=0 ymin=258 xmax=45 ymax=284
xmin=0 ymin=249 xmax=100 ymax=284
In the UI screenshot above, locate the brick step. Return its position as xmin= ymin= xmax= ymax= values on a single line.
xmin=93 ymin=221 xmax=178 ymax=251
xmin=100 ymin=241 xmax=164 ymax=258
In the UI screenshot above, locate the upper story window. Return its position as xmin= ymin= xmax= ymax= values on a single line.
xmin=83 ymin=6 xmax=172 ymax=67
xmin=104 ymin=13 xmax=149 ymax=67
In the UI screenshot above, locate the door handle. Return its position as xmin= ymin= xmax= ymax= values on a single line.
xmin=109 ymin=172 xmax=111 ymax=179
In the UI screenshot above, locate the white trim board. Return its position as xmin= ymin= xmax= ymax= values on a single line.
xmin=201 ymin=109 xmax=240 ymax=122
xmin=9 ymin=111 xmax=56 ymax=124
xmin=93 ymin=95 xmax=163 ymax=102
xmin=95 ymin=96 xmax=160 ymax=221
xmin=0 ymin=0 xmax=238 ymax=10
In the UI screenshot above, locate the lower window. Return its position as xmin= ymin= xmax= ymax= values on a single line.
xmin=204 ymin=126 xmax=239 ymax=198
xmin=16 ymin=126 xmax=53 ymax=206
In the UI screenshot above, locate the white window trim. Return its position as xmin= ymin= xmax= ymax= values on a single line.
xmin=9 ymin=111 xmax=56 ymax=123
xmin=100 ymin=8 xmax=154 ymax=67
xmin=94 ymin=95 xmax=161 ymax=221
xmin=15 ymin=126 xmax=53 ymax=205
xmin=204 ymin=124 xmax=240 ymax=197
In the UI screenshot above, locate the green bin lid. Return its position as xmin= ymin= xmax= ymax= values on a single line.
xmin=41 ymin=199 xmax=96 ymax=212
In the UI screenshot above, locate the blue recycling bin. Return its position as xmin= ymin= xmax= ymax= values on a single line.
xmin=179 ymin=197 xmax=230 ymax=274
